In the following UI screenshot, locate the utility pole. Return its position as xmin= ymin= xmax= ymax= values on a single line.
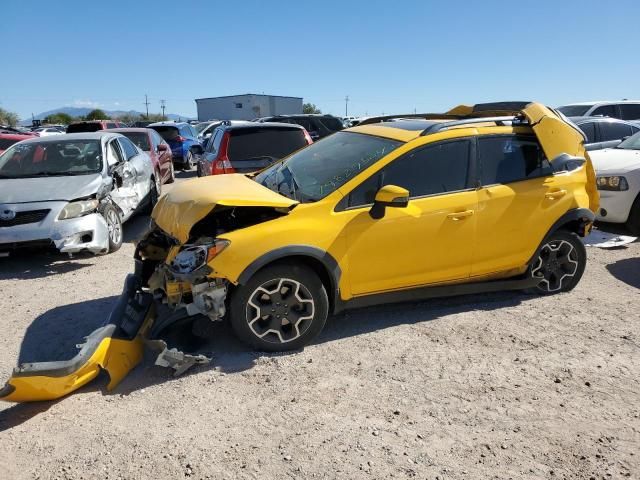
xmin=160 ymin=99 xmax=166 ymax=120
xmin=345 ymin=95 xmax=349 ymax=117
xmin=144 ymin=94 xmax=150 ymax=119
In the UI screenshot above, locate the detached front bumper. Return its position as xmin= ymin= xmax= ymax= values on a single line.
xmin=0 ymin=275 xmax=152 ymax=403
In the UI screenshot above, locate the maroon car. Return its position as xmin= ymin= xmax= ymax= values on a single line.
xmin=0 ymin=130 xmax=38 ymax=155
xmin=107 ymin=128 xmax=175 ymax=185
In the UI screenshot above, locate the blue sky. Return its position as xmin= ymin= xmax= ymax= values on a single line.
xmin=1 ymin=0 xmax=639 ymax=120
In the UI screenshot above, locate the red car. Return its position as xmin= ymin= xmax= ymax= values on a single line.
xmin=0 ymin=130 xmax=39 ymax=155
xmin=67 ymin=120 xmax=124 ymax=133
xmin=107 ymin=128 xmax=175 ymax=185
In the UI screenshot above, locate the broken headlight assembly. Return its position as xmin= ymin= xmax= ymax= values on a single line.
xmin=596 ymin=176 xmax=629 ymax=191
xmin=58 ymin=199 xmax=99 ymax=220
xmin=169 ymin=240 xmax=230 ymax=274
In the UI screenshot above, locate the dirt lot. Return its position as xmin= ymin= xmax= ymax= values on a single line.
xmin=0 ymin=175 xmax=638 ymax=479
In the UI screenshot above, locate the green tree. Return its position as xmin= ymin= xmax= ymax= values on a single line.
xmin=0 ymin=107 xmax=20 ymax=126
xmin=44 ymin=112 xmax=73 ymax=125
xmin=303 ymin=103 xmax=322 ymax=114
xmin=85 ymin=109 xmax=110 ymax=120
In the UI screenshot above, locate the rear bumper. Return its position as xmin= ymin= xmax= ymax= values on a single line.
xmin=0 ymin=275 xmax=152 ymax=402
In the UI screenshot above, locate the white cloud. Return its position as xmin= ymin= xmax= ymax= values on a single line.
xmin=73 ymin=99 xmax=101 ymax=108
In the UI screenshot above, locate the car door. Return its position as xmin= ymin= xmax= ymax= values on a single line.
xmin=472 ymin=134 xmax=573 ymax=276
xmin=109 ymin=138 xmax=150 ymax=219
xmin=342 ymin=139 xmax=477 ymax=296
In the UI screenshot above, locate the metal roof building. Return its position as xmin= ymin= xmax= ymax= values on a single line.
xmin=195 ymin=94 xmax=303 ymax=121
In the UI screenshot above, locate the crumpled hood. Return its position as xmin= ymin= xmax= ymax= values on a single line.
xmin=589 ymin=148 xmax=640 ymax=174
xmin=0 ymin=174 xmax=103 ymax=203
xmin=152 ymin=174 xmax=298 ymax=243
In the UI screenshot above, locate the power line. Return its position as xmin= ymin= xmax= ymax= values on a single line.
xmin=345 ymin=95 xmax=349 ymax=117
xmin=160 ymin=99 xmax=166 ymax=120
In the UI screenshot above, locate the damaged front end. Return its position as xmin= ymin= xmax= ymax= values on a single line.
xmin=1 ymin=176 xmax=295 ymax=402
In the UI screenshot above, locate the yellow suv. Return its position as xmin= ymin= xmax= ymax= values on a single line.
xmin=0 ymin=102 xmax=599 ymax=402
xmin=142 ymin=101 xmax=598 ymax=350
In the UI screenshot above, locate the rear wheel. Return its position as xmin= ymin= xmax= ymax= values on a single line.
xmin=229 ymin=262 xmax=329 ymax=351
xmin=626 ymin=193 xmax=640 ymax=236
xmin=166 ymin=161 xmax=175 ymax=184
xmin=528 ymin=230 xmax=586 ymax=294
xmin=184 ymin=150 xmax=194 ymax=170
xmin=102 ymin=204 xmax=122 ymax=253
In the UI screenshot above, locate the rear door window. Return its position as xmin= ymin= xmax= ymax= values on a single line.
xmin=228 ymin=128 xmax=308 ymax=161
xmin=316 ymin=116 xmax=344 ymax=131
xmin=207 ymin=129 xmax=223 ymax=154
xmin=152 ymin=126 xmax=180 ymax=142
xmin=599 ymin=122 xmax=634 ymax=142
xmin=118 ymin=137 xmax=139 ymax=160
xmin=478 ymin=135 xmax=552 ymax=186
xmin=619 ymin=104 xmax=640 ymax=120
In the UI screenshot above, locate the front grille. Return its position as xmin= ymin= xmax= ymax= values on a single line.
xmin=0 ymin=209 xmax=50 ymax=227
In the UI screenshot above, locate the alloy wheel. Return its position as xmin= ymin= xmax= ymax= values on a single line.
xmin=246 ymin=278 xmax=315 ymax=344
xmin=106 ymin=209 xmax=122 ymax=245
xmin=531 ymin=239 xmax=578 ymax=292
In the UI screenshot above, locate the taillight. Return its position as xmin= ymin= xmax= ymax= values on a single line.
xmin=210 ymin=132 xmax=236 ymax=175
xmin=303 ymin=129 xmax=313 ymax=144
xmin=175 ymin=135 xmax=185 ymax=143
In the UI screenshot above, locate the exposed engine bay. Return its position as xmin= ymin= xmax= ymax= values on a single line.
xmin=0 ymin=204 xmax=287 ymax=403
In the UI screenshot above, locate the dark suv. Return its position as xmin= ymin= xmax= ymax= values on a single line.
xmin=66 ymin=120 xmax=124 ymax=133
xmin=195 ymin=121 xmax=312 ymax=176
xmin=569 ymin=116 xmax=640 ymax=151
xmin=256 ymin=114 xmax=343 ymax=140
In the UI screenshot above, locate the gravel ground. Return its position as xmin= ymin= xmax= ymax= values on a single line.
xmin=0 ymin=173 xmax=638 ymax=479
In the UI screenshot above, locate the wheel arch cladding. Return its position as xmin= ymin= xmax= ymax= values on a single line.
xmin=236 ymin=246 xmax=341 ymax=313
xmin=545 ymin=207 xmax=595 ymax=238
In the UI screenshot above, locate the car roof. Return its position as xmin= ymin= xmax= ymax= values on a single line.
xmin=561 ymin=100 xmax=640 ymax=107
xmin=15 ymin=132 xmax=120 ymax=144
xmin=148 ymin=121 xmax=190 ymax=127
xmin=221 ymin=121 xmax=306 ymax=131
xmin=106 ymin=127 xmax=153 ymax=134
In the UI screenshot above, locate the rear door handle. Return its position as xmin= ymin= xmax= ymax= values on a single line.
xmin=545 ymin=189 xmax=567 ymax=200
xmin=446 ymin=210 xmax=474 ymax=221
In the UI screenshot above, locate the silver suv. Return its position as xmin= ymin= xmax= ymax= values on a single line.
xmin=557 ymin=100 xmax=640 ymax=121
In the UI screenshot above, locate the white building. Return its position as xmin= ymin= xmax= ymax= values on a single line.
xmin=195 ymin=94 xmax=303 ymax=121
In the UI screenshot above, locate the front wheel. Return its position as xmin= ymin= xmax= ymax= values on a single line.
xmin=229 ymin=262 xmax=329 ymax=351
xmin=528 ymin=230 xmax=586 ymax=294
xmin=102 ymin=204 xmax=123 ymax=253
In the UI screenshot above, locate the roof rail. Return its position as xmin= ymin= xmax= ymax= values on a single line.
xmin=357 ymin=113 xmax=459 ymax=126
xmin=420 ymin=116 xmax=524 ymax=136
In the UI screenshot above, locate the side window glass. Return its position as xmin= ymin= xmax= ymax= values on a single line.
xmin=578 ymin=122 xmax=596 ymax=143
xmin=347 ymin=140 xmax=470 ymax=207
xmin=591 ymin=105 xmax=617 ymax=118
xmin=619 ymin=104 xmax=640 ymax=120
xmin=207 ymin=130 xmax=222 ymax=153
xmin=478 ymin=136 xmax=549 ymax=186
xmin=107 ymin=141 xmax=124 ymax=166
xmin=599 ymin=122 xmax=633 ymax=142
xmin=118 ymin=138 xmax=138 ymax=160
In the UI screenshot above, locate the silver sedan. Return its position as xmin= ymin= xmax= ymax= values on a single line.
xmin=0 ymin=132 xmax=157 ymax=255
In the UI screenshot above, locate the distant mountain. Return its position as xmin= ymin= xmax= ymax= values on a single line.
xmin=22 ymin=106 xmax=193 ymax=125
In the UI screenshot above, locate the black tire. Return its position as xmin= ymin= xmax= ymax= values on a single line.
xmin=625 ymin=193 xmax=640 ymax=236
xmin=166 ymin=161 xmax=175 ymax=184
xmin=229 ymin=262 xmax=329 ymax=351
xmin=184 ymin=150 xmax=194 ymax=171
xmin=526 ymin=230 xmax=586 ymax=295
xmin=145 ymin=177 xmax=160 ymax=214
xmin=102 ymin=204 xmax=123 ymax=253
xmin=196 ymin=161 xmax=203 ymax=178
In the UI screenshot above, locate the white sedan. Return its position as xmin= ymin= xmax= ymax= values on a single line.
xmin=33 ymin=127 xmax=65 ymax=136
xmin=589 ymin=132 xmax=640 ymax=234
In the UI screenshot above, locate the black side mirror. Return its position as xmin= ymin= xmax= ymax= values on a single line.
xmin=191 ymin=145 xmax=204 ymax=155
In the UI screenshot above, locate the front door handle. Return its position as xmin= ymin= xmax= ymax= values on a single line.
xmin=545 ymin=189 xmax=567 ymax=200
xmin=446 ymin=210 xmax=474 ymax=221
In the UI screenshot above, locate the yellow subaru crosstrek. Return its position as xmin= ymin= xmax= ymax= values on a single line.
xmin=0 ymin=102 xmax=599 ymax=402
